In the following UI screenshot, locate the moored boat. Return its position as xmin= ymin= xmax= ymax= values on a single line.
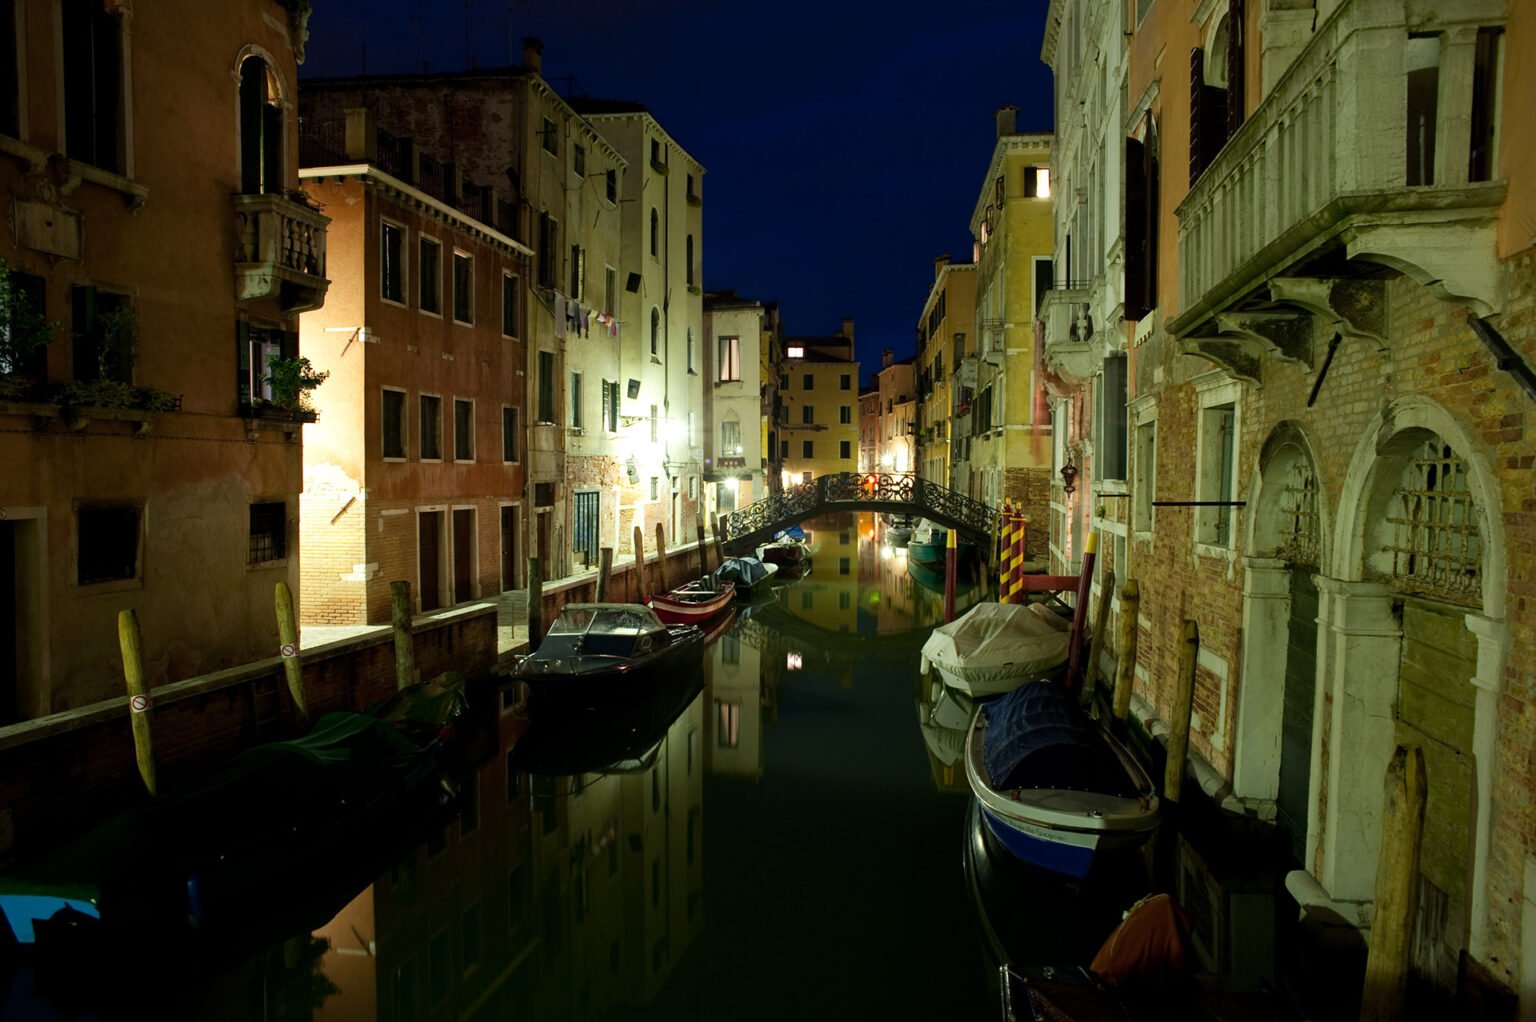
xmin=716 ymin=555 xmax=780 ymax=596
xmin=647 ymin=575 xmax=735 ymax=625
xmin=964 ymin=681 xmax=1159 ymax=879
xmin=920 ymin=602 xmax=1071 ymax=698
xmin=508 ymin=603 xmax=704 ymax=710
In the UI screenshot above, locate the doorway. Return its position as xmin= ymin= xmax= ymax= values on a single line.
xmin=418 ymin=511 xmax=443 ymax=611
xmin=500 ymin=505 xmax=519 ymax=591
xmin=452 ymin=508 xmax=475 ymax=604
xmin=573 ymin=490 xmax=600 ymax=569
xmin=1276 ymin=567 xmax=1317 ymax=864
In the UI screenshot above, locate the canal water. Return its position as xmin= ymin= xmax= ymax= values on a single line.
xmin=9 ymin=512 xmax=1213 ymax=1020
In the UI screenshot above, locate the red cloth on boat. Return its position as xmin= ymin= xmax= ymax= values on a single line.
xmin=1089 ymin=893 xmax=1195 ymax=992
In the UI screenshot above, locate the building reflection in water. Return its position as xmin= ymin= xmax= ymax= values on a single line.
xmin=307 ymin=677 xmax=707 ymax=1019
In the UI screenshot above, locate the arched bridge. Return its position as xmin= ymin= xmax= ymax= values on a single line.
xmin=719 ymin=472 xmax=997 ymax=556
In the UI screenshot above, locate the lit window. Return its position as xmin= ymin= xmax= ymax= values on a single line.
xmin=1038 ymin=168 xmax=1051 ymax=198
xmin=787 ymin=346 xmax=804 ymax=359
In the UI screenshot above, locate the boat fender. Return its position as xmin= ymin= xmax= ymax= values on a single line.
xmin=919 ymin=655 xmax=930 ymax=676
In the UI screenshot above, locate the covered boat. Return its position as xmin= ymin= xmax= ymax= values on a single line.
xmin=648 ymin=575 xmax=735 ymax=625
xmin=716 ymin=555 xmax=780 ymax=596
xmin=964 ymin=682 xmax=1159 ymax=879
xmin=0 ymin=674 xmax=468 ymax=950
xmin=508 ymin=604 xmax=704 ymax=709
xmin=919 ymin=602 xmax=1071 ymax=697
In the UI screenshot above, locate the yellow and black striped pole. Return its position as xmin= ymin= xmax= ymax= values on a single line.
xmin=1008 ymin=512 xmax=1027 ymax=604
xmin=997 ymin=504 xmax=1016 ymax=602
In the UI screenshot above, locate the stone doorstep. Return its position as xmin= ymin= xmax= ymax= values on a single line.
xmin=0 ymin=603 xmax=498 ymax=754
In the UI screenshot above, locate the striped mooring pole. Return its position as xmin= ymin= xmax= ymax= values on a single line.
xmin=1009 ymin=513 xmax=1028 ymax=604
xmin=997 ymin=501 xmax=1016 ymax=602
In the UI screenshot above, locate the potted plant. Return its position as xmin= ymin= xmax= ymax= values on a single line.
xmin=264 ymin=354 xmax=328 ymax=420
xmin=0 ymin=259 xmax=55 ymax=401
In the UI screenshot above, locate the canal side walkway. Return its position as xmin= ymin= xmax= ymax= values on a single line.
xmin=300 ymin=540 xmax=713 ymax=668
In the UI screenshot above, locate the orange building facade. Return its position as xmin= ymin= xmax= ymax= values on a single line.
xmin=0 ymin=0 xmax=326 ymax=719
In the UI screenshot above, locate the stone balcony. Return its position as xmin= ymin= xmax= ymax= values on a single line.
xmin=954 ymin=354 xmax=979 ymax=389
xmin=234 ymin=192 xmax=331 ymax=313
xmin=1170 ymin=1 xmax=1507 ymax=383
xmin=1038 ymin=285 xmax=1096 ymax=383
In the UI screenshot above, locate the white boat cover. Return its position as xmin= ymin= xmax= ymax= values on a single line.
xmin=920 ymin=602 xmax=1071 ymax=697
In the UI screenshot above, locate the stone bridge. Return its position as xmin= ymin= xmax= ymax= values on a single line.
xmin=718 ymin=472 xmax=997 ymax=556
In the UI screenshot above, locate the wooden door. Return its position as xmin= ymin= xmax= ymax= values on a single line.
xmin=418 ymin=511 xmax=442 ymax=611
xmin=500 ymin=506 xmax=518 ymax=591
xmin=452 ymin=508 xmax=474 ymax=604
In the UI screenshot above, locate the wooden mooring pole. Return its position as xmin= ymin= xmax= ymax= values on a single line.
xmin=711 ymin=514 xmax=725 ymax=567
xmin=1111 ymin=579 xmax=1140 ymax=734
xmin=527 ymin=558 xmax=544 ymax=647
xmin=274 ymin=580 xmax=309 ymax=727
xmin=390 ymin=581 xmax=416 ymax=690
xmin=117 ymin=609 xmax=157 ymax=795
xmin=696 ymin=513 xmax=708 ymax=577
xmin=596 ymin=547 xmax=614 ymax=602
xmin=1361 ymin=744 xmax=1428 ymax=1022
xmin=655 ymin=523 xmax=669 ymax=594
xmin=1083 ymin=569 xmax=1115 ymax=711
xmin=943 ymin=529 xmax=957 ymax=623
xmin=632 ymin=527 xmax=647 ymax=603
xmin=1164 ymin=618 xmax=1199 ymax=804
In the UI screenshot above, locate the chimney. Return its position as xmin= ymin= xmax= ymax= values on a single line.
xmin=996 ymin=104 xmax=1018 ymax=137
xmin=882 ymin=348 xmax=894 ymax=369
xmin=841 ymin=318 xmax=855 ymax=343
xmin=522 ymin=36 xmax=544 ymax=75
xmin=934 ymin=253 xmax=950 ymax=279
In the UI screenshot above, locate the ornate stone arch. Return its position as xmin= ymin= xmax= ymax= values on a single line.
xmin=233 ymin=44 xmax=290 ymax=106
xmin=1247 ymin=420 xmax=1327 ymax=567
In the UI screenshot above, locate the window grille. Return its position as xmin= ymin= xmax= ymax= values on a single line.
xmin=1382 ymin=439 xmax=1481 ymax=603
xmin=1275 ymin=457 xmax=1319 ymax=566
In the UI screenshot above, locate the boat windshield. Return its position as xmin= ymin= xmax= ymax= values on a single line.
xmin=535 ymin=605 xmax=666 ymax=659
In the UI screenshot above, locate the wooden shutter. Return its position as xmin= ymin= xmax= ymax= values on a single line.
xmin=1226 ymin=0 xmax=1246 ymax=138
xmin=236 ymin=320 xmax=251 ymax=406
xmin=1124 ymin=136 xmax=1147 ymax=322
xmin=1190 ymin=48 xmax=1230 ymax=184
xmin=1146 ymin=143 xmax=1160 ymax=316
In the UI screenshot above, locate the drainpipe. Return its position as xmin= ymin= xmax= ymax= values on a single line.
xmin=1467 ymin=316 xmax=1536 ymax=408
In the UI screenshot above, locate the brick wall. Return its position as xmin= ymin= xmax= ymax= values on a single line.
xmin=0 ymin=606 xmax=498 ymax=864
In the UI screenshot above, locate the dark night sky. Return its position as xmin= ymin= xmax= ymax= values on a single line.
xmin=302 ymin=1 xmax=1055 ymax=386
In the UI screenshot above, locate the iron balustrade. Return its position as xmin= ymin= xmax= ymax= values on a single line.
xmin=718 ymin=472 xmax=998 ymax=555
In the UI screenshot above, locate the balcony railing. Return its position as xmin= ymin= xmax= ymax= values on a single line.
xmin=1172 ymin=1 xmax=1508 ymax=341
xmin=234 ymin=192 xmax=330 ymax=313
xmin=1038 ymin=285 xmax=1095 ymax=382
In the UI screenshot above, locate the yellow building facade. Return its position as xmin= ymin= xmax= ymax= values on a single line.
xmin=777 ymin=323 xmax=859 ymax=487
xmin=914 ymin=259 xmax=975 ymax=489
xmin=966 ymin=117 xmax=1055 ymax=553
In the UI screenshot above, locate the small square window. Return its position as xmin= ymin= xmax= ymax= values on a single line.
xmin=249 ymin=502 xmax=287 ymax=563
xmin=541 ymin=116 xmax=557 ymax=155
xmin=502 ymin=406 xmax=518 ymax=463
xmin=77 ymin=505 xmax=139 ymax=584
xmin=606 ymin=169 xmax=617 ymax=202
xmin=840 ymin=373 xmax=851 ymax=390
xmin=803 ymin=373 xmax=814 ymax=390
xmin=502 ymin=273 xmax=519 ymax=338
xmin=573 ymin=142 xmax=585 ymax=176
xmin=381 ymin=222 xmax=405 ymax=304
xmin=419 ymin=238 xmax=442 ymax=315
xmin=802 ymin=440 xmax=813 ymax=458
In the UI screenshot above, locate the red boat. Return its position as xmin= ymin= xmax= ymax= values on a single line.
xmin=647 ymin=576 xmax=736 ymax=625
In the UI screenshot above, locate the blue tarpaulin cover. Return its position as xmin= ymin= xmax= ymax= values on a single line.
xmin=981 ymin=682 xmax=1138 ymax=797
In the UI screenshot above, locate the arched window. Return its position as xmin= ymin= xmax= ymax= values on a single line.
xmin=649 ymin=208 xmax=659 ymax=258
xmin=650 ymin=308 xmax=660 ymax=356
xmin=239 ymin=54 xmax=283 ymax=195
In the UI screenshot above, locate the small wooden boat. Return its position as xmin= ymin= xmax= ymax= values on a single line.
xmin=907 ymin=519 xmax=978 ymax=568
xmin=647 ymin=575 xmax=735 ymax=625
xmin=964 ymin=682 xmax=1159 ymax=879
xmin=920 ymin=602 xmax=1071 ymax=698
xmin=716 ymin=555 xmax=780 ymax=596
xmin=508 ymin=603 xmax=704 ymax=710
xmin=756 ymin=539 xmax=808 ymax=566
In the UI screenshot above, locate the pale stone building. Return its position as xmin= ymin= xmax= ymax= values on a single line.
xmin=701 ymin=289 xmax=769 ymax=519
xmin=573 ymin=101 xmax=707 ymax=555
xmin=872 ymin=349 xmax=916 ymax=476
xmin=1048 ymin=0 xmax=1536 ymax=1003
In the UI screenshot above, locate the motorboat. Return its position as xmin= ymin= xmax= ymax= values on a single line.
xmin=0 ymin=674 xmax=468 ymax=950
xmin=716 ymin=555 xmax=780 ymax=596
xmin=647 ymin=575 xmax=735 ymax=625
xmin=507 ymin=604 xmax=704 ymax=710
xmin=907 ymin=519 xmax=978 ymax=568
xmin=919 ymin=602 xmax=1071 ymax=698
xmin=963 ymin=681 xmax=1159 ymax=879
xmin=885 ymin=514 xmax=914 ymax=547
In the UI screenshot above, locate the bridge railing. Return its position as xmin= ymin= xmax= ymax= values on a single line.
xmin=719 ymin=472 xmax=996 ymax=548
